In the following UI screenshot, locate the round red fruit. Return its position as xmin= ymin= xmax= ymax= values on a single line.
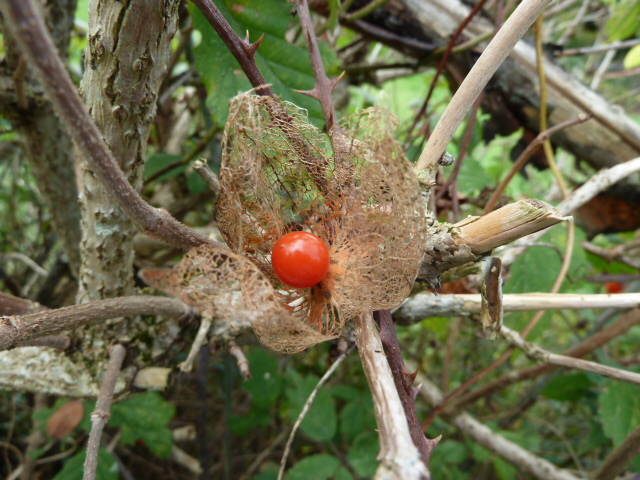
xmin=605 ymin=282 xmax=624 ymax=294
xmin=271 ymin=231 xmax=330 ymax=288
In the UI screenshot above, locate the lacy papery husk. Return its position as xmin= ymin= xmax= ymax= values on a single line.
xmin=144 ymin=93 xmax=428 ymax=353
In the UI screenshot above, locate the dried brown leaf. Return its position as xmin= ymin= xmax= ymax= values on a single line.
xmin=47 ymin=400 xmax=84 ymax=439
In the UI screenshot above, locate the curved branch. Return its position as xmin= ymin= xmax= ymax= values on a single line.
xmin=0 ymin=296 xmax=194 ymax=351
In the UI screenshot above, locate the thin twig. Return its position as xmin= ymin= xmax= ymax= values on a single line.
xmin=557 ymin=38 xmax=640 ymax=56
xmin=295 ymin=0 xmax=340 ymax=131
xmin=405 ymin=0 xmax=489 ymax=152
xmin=452 ymin=308 xmax=640 ymax=410
xmin=0 ymin=296 xmax=194 ymax=351
xmin=395 ymin=292 xmax=640 ymax=323
xmin=501 ymin=325 xmax=640 ymax=386
xmin=592 ymin=424 xmax=640 ymax=480
xmin=535 ymin=15 xmax=569 ymax=197
xmin=416 ymin=0 xmax=553 ymax=171
xmin=192 ymin=158 xmax=220 ymax=196
xmin=84 ymin=344 xmax=127 ymax=480
xmin=1 ymin=0 xmax=215 ymax=250
xmin=377 ymin=310 xmax=440 ymax=467
xmin=178 ymin=313 xmax=213 ymax=373
xmin=342 ymin=0 xmax=390 ymax=22
xmin=228 ymin=340 xmax=251 ymax=379
xmin=278 ymin=345 xmax=354 ymax=480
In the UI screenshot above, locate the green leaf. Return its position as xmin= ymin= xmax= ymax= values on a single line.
xmin=541 ymin=373 xmax=595 ymax=401
xmin=286 ymin=454 xmax=340 ymax=480
xmin=339 ymin=394 xmax=376 ymax=442
xmin=230 ymin=406 xmax=273 ymax=435
xmin=503 ymin=245 xmax=561 ymax=294
xmin=606 ymin=2 xmax=640 ymax=41
xmin=598 ymin=381 xmax=640 ymax=445
xmin=335 ymin=467 xmax=354 ymax=480
xmin=623 ymin=44 xmax=640 ymax=70
xmin=346 ymin=432 xmax=379 ymax=478
xmin=144 ymin=153 xmax=185 ymax=182
xmin=244 ymin=349 xmax=283 ymax=409
xmin=494 ymin=456 xmax=518 ymax=480
xmin=286 ymin=372 xmax=337 ymax=442
xmin=53 ymin=448 xmax=118 ymax=480
xmin=110 ymin=392 xmax=175 ymax=457
xmin=190 ymin=0 xmax=326 ymax=127
xmin=252 ymin=463 xmax=279 ymax=480
xmin=429 ymin=440 xmax=467 ymax=478
xmin=457 ymin=156 xmax=495 ymax=197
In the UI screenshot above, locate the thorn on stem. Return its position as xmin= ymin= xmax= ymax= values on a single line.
xmin=329 ymin=72 xmax=346 ymax=92
xmin=294 ymin=87 xmax=322 ymax=101
xmin=242 ymin=32 xmax=265 ymax=59
xmin=405 ymin=368 xmax=419 ymax=384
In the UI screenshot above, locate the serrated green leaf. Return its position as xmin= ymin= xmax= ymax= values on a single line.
xmin=286 ymin=454 xmax=340 ymax=480
xmin=503 ymin=245 xmax=561 ymax=294
xmin=286 ymin=373 xmax=337 ymax=441
xmin=190 ymin=0 xmax=326 ymax=127
xmin=624 ymin=44 xmax=640 ymax=69
xmin=110 ymin=392 xmax=175 ymax=457
xmin=53 ymin=448 xmax=118 ymax=480
xmin=598 ymin=381 xmax=640 ymax=445
xmin=244 ymin=349 xmax=283 ymax=409
xmin=457 ymin=156 xmax=495 ymax=197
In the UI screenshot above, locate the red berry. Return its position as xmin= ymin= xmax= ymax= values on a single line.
xmin=271 ymin=231 xmax=330 ymax=288
xmin=605 ymin=282 xmax=624 ymax=294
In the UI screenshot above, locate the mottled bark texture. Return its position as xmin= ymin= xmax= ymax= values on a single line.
xmin=77 ymin=0 xmax=180 ymax=348
xmin=0 ymin=0 xmax=81 ymax=273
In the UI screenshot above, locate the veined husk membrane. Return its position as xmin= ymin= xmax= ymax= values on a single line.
xmin=142 ymin=92 xmax=427 ymax=353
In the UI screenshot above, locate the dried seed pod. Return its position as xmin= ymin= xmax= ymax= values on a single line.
xmin=214 ymin=93 xmax=428 ymax=352
xmin=142 ymin=92 xmax=427 ymax=353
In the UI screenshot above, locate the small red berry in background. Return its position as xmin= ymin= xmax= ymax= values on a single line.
xmin=605 ymin=282 xmax=624 ymax=294
xmin=272 ymin=231 xmax=330 ymax=288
